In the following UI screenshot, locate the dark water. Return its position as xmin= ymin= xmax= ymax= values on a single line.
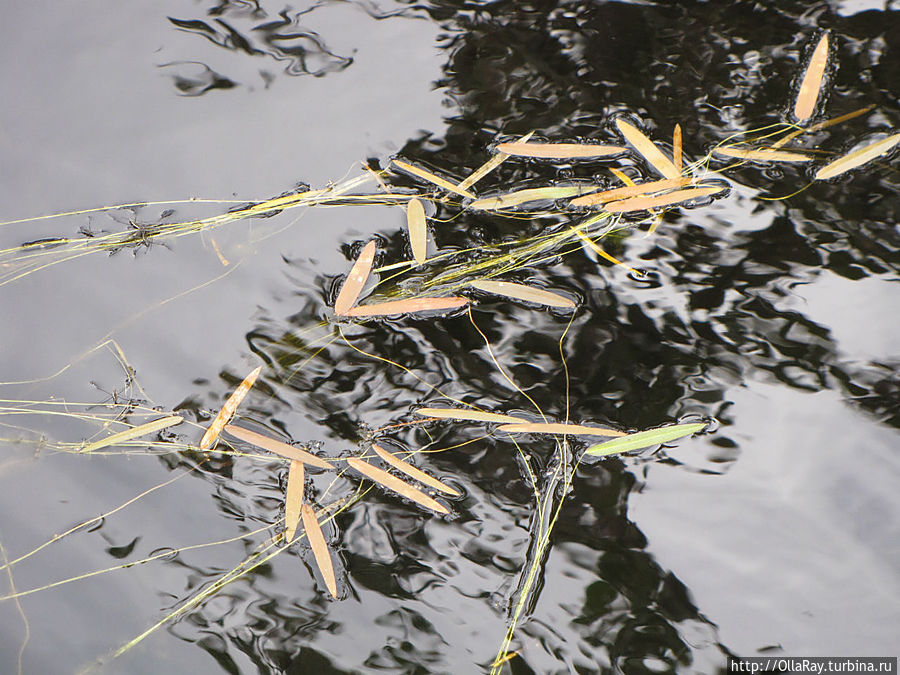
xmin=1 ymin=1 xmax=898 ymax=673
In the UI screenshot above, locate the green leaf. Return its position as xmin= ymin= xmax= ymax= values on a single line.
xmin=584 ymin=422 xmax=706 ymax=457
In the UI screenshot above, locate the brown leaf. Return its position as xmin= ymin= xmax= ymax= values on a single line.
xmin=344 ymin=296 xmax=468 ymax=318
xmin=569 ymin=177 xmax=690 ymax=207
xmin=498 ymin=422 xmax=626 ymax=437
xmin=494 ymin=142 xmax=625 ymax=159
xmin=224 ymin=424 xmax=332 ymax=469
xmin=301 ymin=503 xmax=338 ymax=599
xmin=814 ymin=132 xmax=900 ymax=180
xmin=673 ymin=124 xmax=683 ymax=174
xmin=372 ymin=444 xmax=459 ymax=496
xmin=794 ymin=34 xmax=829 ymax=122
xmin=415 ymin=407 xmax=527 ymax=424
xmin=334 ymin=240 xmax=377 ymax=316
xmin=615 ymin=118 xmax=680 ymax=179
xmin=469 ymin=280 xmax=575 ymax=309
xmin=346 ymin=458 xmax=449 ymax=514
xmin=605 ymin=186 xmax=724 ymax=213
xmin=284 ymin=460 xmax=304 ymax=543
xmin=199 ymin=366 xmax=262 ymax=450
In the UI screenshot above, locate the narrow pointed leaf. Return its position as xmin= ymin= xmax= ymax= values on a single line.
xmin=415 ymin=407 xmax=527 ymax=424
xmin=300 ymin=503 xmax=338 ymax=598
xmin=469 ymin=280 xmax=575 ymax=309
xmin=585 ymin=422 xmax=706 ymax=457
xmin=469 ymin=186 xmax=591 ymax=211
xmin=80 ymin=416 xmax=183 ymax=453
xmin=794 ymin=34 xmax=829 ymax=122
xmin=494 ymin=142 xmax=625 ymax=159
xmin=224 ymin=424 xmax=332 ymax=469
xmin=391 ymin=159 xmax=475 ymax=199
xmin=498 ymin=422 xmax=626 ymax=437
xmin=284 ymin=460 xmax=304 ymax=543
xmin=615 ymin=118 xmax=680 ymax=179
xmin=570 ymin=177 xmax=690 ymax=207
xmin=574 ymin=230 xmax=644 ymax=277
xmin=714 ymin=147 xmax=812 ymax=162
xmin=199 ymin=366 xmax=262 ymax=450
xmin=344 ymin=296 xmax=468 ymax=318
xmin=605 ymin=186 xmax=724 ymax=213
xmin=346 ymin=458 xmax=449 ymax=514
xmin=459 ymin=131 xmax=534 ymax=191
xmin=814 ymin=132 xmax=900 ymax=180
xmin=372 ymin=444 xmax=459 ymax=496
xmin=406 ymin=198 xmax=427 ymax=265
xmin=673 ymin=124 xmax=683 ymax=174
xmin=334 ymin=240 xmax=376 ymax=315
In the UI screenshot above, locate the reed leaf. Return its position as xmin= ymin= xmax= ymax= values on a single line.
xmin=498 ymin=422 xmax=626 ymax=437
xmin=391 ymin=160 xmax=475 ymax=199
xmin=814 ymin=132 xmax=900 ymax=180
xmin=415 ymin=407 xmax=527 ymax=424
xmin=614 ymin=118 xmax=680 ymax=179
xmin=469 ymin=186 xmax=592 ymax=211
xmin=458 ymin=131 xmax=534 ymax=191
xmin=494 ymin=142 xmax=625 ymax=159
xmin=334 ymin=240 xmax=377 ymax=315
xmin=469 ymin=280 xmax=575 ymax=309
xmin=605 ymin=186 xmax=724 ymax=213
xmin=673 ymin=124 xmax=683 ymax=174
xmin=714 ymin=147 xmax=812 ymax=162
xmin=199 ymin=366 xmax=262 ymax=450
xmin=344 ymin=296 xmax=468 ymax=317
xmin=224 ymin=424 xmax=333 ymax=469
xmin=79 ymin=415 xmax=183 ymax=453
xmin=346 ymin=458 xmax=449 ymax=514
xmin=585 ymin=422 xmax=706 ymax=456
xmin=300 ymin=503 xmax=338 ymax=598
xmin=794 ymin=34 xmax=829 ymax=122
xmin=284 ymin=460 xmax=304 ymax=543
xmin=406 ymin=198 xmax=427 ymax=265
xmin=570 ymin=177 xmax=690 ymax=207
xmin=372 ymin=444 xmax=459 ymax=496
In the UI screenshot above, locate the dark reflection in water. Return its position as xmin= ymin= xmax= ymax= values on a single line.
xmin=163 ymin=1 xmax=898 ymax=673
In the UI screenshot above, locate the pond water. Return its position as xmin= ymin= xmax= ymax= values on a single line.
xmin=1 ymin=1 xmax=898 ymax=673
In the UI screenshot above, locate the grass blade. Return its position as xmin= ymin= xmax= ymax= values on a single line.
xmin=79 ymin=415 xmax=183 ymax=453
xmin=570 ymin=177 xmax=690 ymax=207
xmin=605 ymin=186 xmax=724 ymax=213
xmin=458 ymin=131 xmax=534 ymax=191
xmin=493 ymin=142 xmax=625 ymax=159
xmin=469 ymin=280 xmax=575 ymax=309
xmin=200 ymin=366 xmax=262 ymax=450
xmin=469 ymin=186 xmax=592 ymax=211
xmin=346 ymin=458 xmax=449 ymax=514
xmin=615 ymin=118 xmax=680 ymax=179
xmin=344 ymin=296 xmax=468 ymax=317
xmin=585 ymin=422 xmax=706 ymax=457
xmin=372 ymin=444 xmax=459 ymax=496
xmin=498 ymin=422 xmax=626 ymax=437
xmin=284 ymin=460 xmax=304 ymax=543
xmin=391 ymin=159 xmax=475 ymax=199
xmin=224 ymin=424 xmax=332 ymax=469
xmin=300 ymin=503 xmax=338 ymax=599
xmin=794 ymin=33 xmax=829 ymax=122
xmin=714 ymin=147 xmax=812 ymax=162
xmin=406 ymin=198 xmax=428 ymax=265
xmin=814 ymin=132 xmax=900 ymax=180
xmin=415 ymin=407 xmax=527 ymax=424
xmin=334 ymin=240 xmax=377 ymax=315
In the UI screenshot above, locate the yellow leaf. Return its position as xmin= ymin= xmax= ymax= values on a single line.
xmin=494 ymin=142 xmax=625 ymax=159
xmin=346 ymin=458 xmax=449 ymax=514
xmin=406 ymin=198 xmax=428 ymax=265
xmin=372 ymin=444 xmax=459 ymax=496
xmin=615 ymin=118 xmax=680 ymax=179
xmin=570 ymin=177 xmax=690 ymax=207
xmin=714 ymin=147 xmax=812 ymax=162
xmin=300 ymin=503 xmax=338 ymax=599
xmin=605 ymin=186 xmax=725 ymax=213
xmin=334 ymin=240 xmax=377 ymax=316
xmin=224 ymin=424 xmax=332 ymax=469
xmin=469 ymin=280 xmax=575 ymax=309
xmin=415 ymin=407 xmax=527 ymax=424
xmin=794 ymin=34 xmax=829 ymax=122
xmin=79 ymin=415 xmax=183 ymax=453
xmin=344 ymin=296 xmax=468 ymax=318
xmin=498 ymin=422 xmax=626 ymax=437
xmin=391 ymin=159 xmax=475 ymax=199
xmin=200 ymin=366 xmax=262 ymax=450
xmin=814 ymin=132 xmax=900 ymax=180
xmin=284 ymin=460 xmax=304 ymax=543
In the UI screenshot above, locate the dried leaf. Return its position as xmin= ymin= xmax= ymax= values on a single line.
xmin=585 ymin=422 xmax=706 ymax=457
xmin=794 ymin=34 xmax=829 ymax=122
xmin=346 ymin=457 xmax=449 ymax=514
xmin=814 ymin=132 xmax=900 ymax=180
xmin=199 ymin=366 xmax=262 ymax=450
xmin=569 ymin=177 xmax=691 ymax=207
xmin=498 ymin=422 xmax=626 ymax=437
xmin=458 ymin=131 xmax=534 ymax=191
xmin=605 ymin=186 xmax=724 ymax=213
xmin=300 ymin=503 xmax=338 ymax=599
xmin=224 ymin=424 xmax=332 ymax=469
xmin=334 ymin=240 xmax=377 ymax=316
xmin=494 ymin=142 xmax=625 ymax=159
xmin=673 ymin=124 xmax=683 ymax=174
xmin=415 ymin=407 xmax=527 ymax=424
xmin=284 ymin=460 xmax=304 ymax=543
xmin=344 ymin=296 xmax=468 ymax=318
xmin=615 ymin=118 xmax=680 ymax=179
xmin=714 ymin=147 xmax=812 ymax=162
xmin=469 ymin=280 xmax=575 ymax=309
xmin=469 ymin=186 xmax=591 ymax=211
xmin=79 ymin=415 xmax=183 ymax=453
xmin=391 ymin=159 xmax=475 ymax=199
xmin=372 ymin=444 xmax=459 ymax=496
xmin=406 ymin=198 xmax=427 ymax=265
